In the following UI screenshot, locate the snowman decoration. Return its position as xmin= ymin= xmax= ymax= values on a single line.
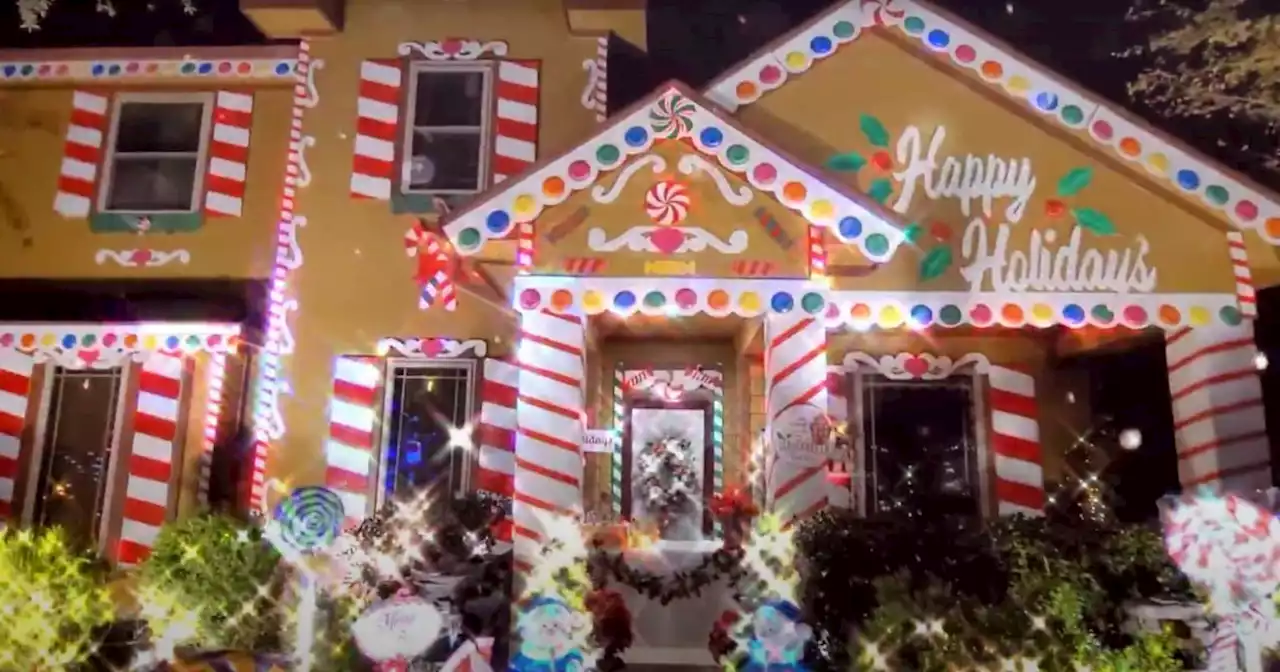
xmin=508 ymin=595 xmax=589 ymax=672
xmin=742 ymin=600 xmax=812 ymax=672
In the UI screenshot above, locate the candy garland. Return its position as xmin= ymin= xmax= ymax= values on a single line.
xmin=1162 ymin=492 xmax=1280 ymax=672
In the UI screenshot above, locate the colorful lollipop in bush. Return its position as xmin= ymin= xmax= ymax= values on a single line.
xmin=272 ymin=485 xmax=345 ymax=555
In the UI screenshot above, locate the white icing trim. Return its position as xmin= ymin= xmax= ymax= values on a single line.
xmin=396 ymin=40 xmax=509 ymax=60
xmin=93 ymin=249 xmax=190 ymax=267
xmin=842 ymin=351 xmax=990 ymax=379
xmin=586 ymin=226 xmax=748 ymax=254
xmin=592 ymin=154 xmax=666 ymax=204
xmin=677 ymin=154 xmax=752 ymax=206
xmin=375 ymin=338 xmax=488 ymax=359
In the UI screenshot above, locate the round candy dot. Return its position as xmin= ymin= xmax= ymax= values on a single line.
xmin=1006 ymin=75 xmax=1030 ymax=95
xmin=568 ymin=160 xmax=592 ymax=181
xmin=833 ymin=21 xmax=856 ymax=39
xmin=675 ymin=288 xmax=697 ymax=309
xmin=825 ymin=303 xmax=840 ymax=319
xmin=519 ymin=289 xmax=541 ymax=310
xmin=512 ymin=194 xmax=536 ymax=216
xmin=759 ymin=65 xmax=782 ymax=84
xmin=801 ymin=292 xmax=825 ymax=314
xmin=1266 ymin=218 xmax=1280 ymax=240
xmin=1146 ymin=153 xmax=1170 ymax=174
xmin=457 ymin=228 xmax=482 ymax=249
xmin=1158 ymin=305 xmax=1181 ymax=325
xmin=551 ymin=290 xmax=574 ymax=312
xmin=708 ymin=290 xmax=730 ymax=311
xmin=61 ymin=334 xmax=76 ymax=349
xmin=1000 ymin=304 xmax=1024 ymax=325
xmin=41 ymin=333 xmax=56 ymax=346
xmin=166 ymin=336 xmax=181 ymax=350
xmin=185 ymin=335 xmax=201 ymax=348
xmin=1203 ymin=185 xmax=1229 ymax=206
xmin=878 ymin=305 xmax=903 ymax=328
xmin=903 ymin=16 xmax=925 ymax=33
xmin=725 ymin=144 xmax=749 ymax=165
xmin=596 ymin=144 xmax=620 ymax=165
xmin=1176 ymin=169 xmax=1200 ymax=190
xmin=123 ymin=334 xmax=138 ymax=347
xmin=752 ymin=163 xmax=778 ymax=185
xmin=20 ymin=334 xmax=35 ymax=348
xmin=838 ymin=216 xmax=863 ymax=239
xmin=485 ymin=210 xmax=510 ymax=234
xmin=809 ymin=199 xmax=833 ymax=220
xmin=1122 ymin=305 xmax=1147 ymax=326
xmin=739 ymin=292 xmax=761 ymax=313
xmin=864 ymin=233 xmax=889 ymax=257
xmin=542 ymin=176 xmax=565 ymax=198
xmin=1035 ymin=92 xmax=1059 ymax=111
xmin=784 ymin=51 xmax=807 ymax=69
xmin=1061 ymin=105 xmax=1083 ymax=125
xmin=1031 ymin=304 xmax=1054 ymax=324
xmin=82 ymin=333 xmax=96 ymax=346
xmin=953 ymin=45 xmax=976 ymax=63
xmin=1235 ymin=200 xmax=1259 ymax=222
xmin=1062 ymin=304 xmax=1085 ymax=325
xmin=1220 ymin=305 xmax=1243 ymax=326
xmin=1119 ymin=137 xmax=1142 ymax=157
xmin=810 ymin=36 xmax=833 ymax=54
xmin=102 ymin=333 xmax=117 ymax=347
xmin=980 ymin=61 xmax=1003 ymax=79
xmin=1091 ymin=305 xmax=1115 ymax=324
xmin=938 ymin=305 xmax=962 ymax=326
xmin=0 ymin=334 xmax=10 ymax=347
xmin=771 ymin=292 xmax=794 ymax=313
xmin=970 ymin=304 xmax=993 ymax=325
xmin=143 ymin=335 xmax=157 ymax=350
xmin=614 ymin=290 xmax=636 ymax=309
xmin=1188 ymin=306 xmax=1210 ymax=326
xmin=624 ymin=126 xmax=648 ymax=147
xmin=643 ymin=291 xmax=665 ymax=308
xmin=583 ymin=290 xmax=604 ymax=312
xmin=1091 ymin=120 xmax=1113 ymax=140
xmin=850 ymin=304 xmax=872 ymax=322
xmin=735 ymin=81 xmax=758 ymax=100
xmin=926 ymin=29 xmax=950 ymax=48
xmin=909 ymin=305 xmax=933 ymax=326
xmin=699 ymin=127 xmax=724 ymax=148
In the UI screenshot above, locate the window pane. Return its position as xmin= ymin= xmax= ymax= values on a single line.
xmin=407 ymin=130 xmax=481 ymax=192
xmin=115 ymin=102 xmax=205 ymax=153
xmin=384 ymin=366 xmax=471 ymax=511
xmin=33 ymin=368 xmax=123 ymax=549
xmin=863 ymin=380 xmax=978 ymax=517
xmin=412 ymin=70 xmax=486 ymax=127
xmin=106 ymin=156 xmax=199 ymax=211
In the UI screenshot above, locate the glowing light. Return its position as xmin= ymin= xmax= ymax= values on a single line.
xmin=1255 ymin=351 xmax=1269 ymax=370
xmin=1118 ymin=428 xmax=1142 ymax=450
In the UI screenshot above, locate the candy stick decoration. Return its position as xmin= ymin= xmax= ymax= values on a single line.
xmin=754 ymin=207 xmax=795 ymax=250
xmin=404 ymin=225 xmax=458 ymax=311
xmin=516 ymin=221 xmax=534 ymax=270
xmin=544 ymin=206 xmax=589 ymax=244
xmin=712 ymin=390 xmax=724 ymax=537
xmin=807 ymin=225 xmax=826 ymax=280
xmin=612 ymin=365 xmax=626 ymax=517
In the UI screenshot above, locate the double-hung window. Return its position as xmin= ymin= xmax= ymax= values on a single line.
xmin=99 ymin=93 xmax=212 ymax=213
xmin=401 ymin=64 xmax=492 ymax=195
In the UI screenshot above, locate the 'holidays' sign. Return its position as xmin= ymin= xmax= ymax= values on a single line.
xmin=582 ymin=429 xmax=617 ymax=453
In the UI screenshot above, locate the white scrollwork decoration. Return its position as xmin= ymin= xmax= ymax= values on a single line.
xmin=296 ymin=136 xmax=315 ymax=188
xmin=586 ymin=226 xmax=748 ymax=254
xmin=375 ymin=338 xmax=488 ymax=359
xmin=842 ymin=352 xmax=991 ymax=380
xmin=299 ymin=58 xmax=324 ymax=108
xmin=279 ymin=215 xmax=306 ymax=271
xmin=397 ymin=40 xmax=509 ymax=60
xmin=623 ymin=368 xmax=723 ymax=396
xmin=277 ymin=300 xmax=299 ymax=356
xmin=677 ymin=154 xmax=752 ymax=206
xmin=581 ymin=58 xmax=602 ymax=110
xmin=94 ymin=249 xmax=191 ymax=267
xmin=591 ymin=155 xmax=666 ymax=204
xmin=30 ymin=348 xmax=149 ymax=371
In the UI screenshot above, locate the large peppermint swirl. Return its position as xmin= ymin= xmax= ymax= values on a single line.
xmin=1163 ymin=493 xmax=1280 ymax=606
xmin=644 ymin=180 xmax=691 ymax=226
xmin=274 ymin=486 xmax=345 ymax=553
xmin=649 ymin=93 xmax=695 ymax=139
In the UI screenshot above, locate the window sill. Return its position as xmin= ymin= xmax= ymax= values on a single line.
xmin=391 ymin=191 xmax=480 ymax=215
xmin=90 ymin=212 xmax=203 ymax=234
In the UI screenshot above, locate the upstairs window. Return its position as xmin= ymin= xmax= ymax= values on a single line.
xmin=100 ymin=94 xmax=212 ymax=213
xmin=401 ymin=64 xmax=492 ymax=195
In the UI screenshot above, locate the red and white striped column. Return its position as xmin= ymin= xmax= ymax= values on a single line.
xmin=512 ymin=309 xmax=586 ymax=572
xmin=764 ymin=313 xmax=829 ymax=527
xmin=118 ymin=353 xmax=185 ymax=566
xmin=0 ymin=350 xmax=36 ymax=523
xmin=323 ymin=356 xmax=382 ymax=528
xmin=825 ymin=364 xmax=852 ymax=508
xmin=1166 ymin=324 xmax=1270 ymax=494
xmin=988 ymin=365 xmax=1044 ymax=516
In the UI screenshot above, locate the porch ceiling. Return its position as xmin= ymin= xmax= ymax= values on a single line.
xmin=592 ymin=312 xmax=748 ymax=340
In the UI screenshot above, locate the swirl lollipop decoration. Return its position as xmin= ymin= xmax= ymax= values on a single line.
xmin=274 ymin=485 xmax=346 ymax=554
xmin=649 ymin=93 xmax=695 ymax=139
xmin=644 ymin=180 xmax=691 ymax=226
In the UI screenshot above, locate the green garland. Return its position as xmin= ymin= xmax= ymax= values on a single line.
xmin=587 ymin=543 xmax=746 ymax=605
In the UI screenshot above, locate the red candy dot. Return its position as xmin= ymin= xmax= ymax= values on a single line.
xmin=0 ymin=334 xmax=11 ymax=347
xmin=218 ymin=61 xmax=233 ymax=73
xmin=954 ymin=45 xmax=976 ymax=63
xmin=752 ymin=163 xmax=778 ymax=185
xmin=759 ymin=65 xmax=782 ymax=84
xmin=145 ymin=63 xmax=159 ymax=73
xmin=1122 ymin=305 xmax=1147 ymax=325
xmin=37 ymin=64 xmax=51 ymax=75
xmin=970 ymin=304 xmax=993 ymax=325
xmin=568 ymin=160 xmax=592 ymax=181
xmin=101 ymin=333 xmax=117 ymax=347
xmin=1235 ymin=200 xmax=1259 ymax=221
xmin=126 ymin=62 xmax=140 ymax=73
xmin=56 ymin=64 xmax=69 ymax=75
xmin=237 ymin=62 xmax=252 ymax=74
xmin=675 ymin=288 xmax=697 ymax=309
xmin=519 ymin=289 xmax=541 ymax=310
xmin=208 ymin=334 xmax=222 ymax=347
xmin=1092 ymin=120 xmax=1113 ymax=140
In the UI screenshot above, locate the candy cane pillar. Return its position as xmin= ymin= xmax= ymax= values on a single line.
xmin=512 ymin=309 xmax=586 ymax=572
xmin=1166 ymin=324 xmax=1271 ymax=495
xmin=764 ymin=313 xmax=829 ymax=527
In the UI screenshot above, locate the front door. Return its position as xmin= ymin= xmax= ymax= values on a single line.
xmin=622 ymin=397 xmax=714 ymax=540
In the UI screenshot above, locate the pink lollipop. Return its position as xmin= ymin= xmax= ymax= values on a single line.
xmin=644 ymin=180 xmax=690 ymax=226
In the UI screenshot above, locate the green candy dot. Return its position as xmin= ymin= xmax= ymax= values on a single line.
xmin=801 ymin=292 xmax=825 ymax=314
xmin=82 ymin=334 xmax=96 ymax=346
xmin=864 ymin=233 xmax=889 ymax=257
xmin=1061 ymin=105 xmax=1083 ymax=125
xmin=643 ymin=291 xmax=665 ymax=307
xmin=725 ymin=144 xmax=750 ymax=165
xmin=186 ymin=335 xmax=201 ymax=347
xmin=1091 ymin=305 xmax=1114 ymax=321
xmin=939 ymin=305 xmax=962 ymax=326
xmin=833 ymin=20 xmax=855 ymax=38
xmin=1205 ymin=185 xmax=1229 ymax=205
xmin=457 ymin=228 xmax=482 ymax=249
xmin=903 ymin=16 xmax=925 ymax=33
xmin=1220 ymin=305 xmax=1242 ymax=326
xmin=596 ymin=144 xmax=620 ymax=165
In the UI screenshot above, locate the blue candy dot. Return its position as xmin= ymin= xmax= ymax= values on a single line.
xmin=1176 ymin=169 xmax=1200 ymax=191
xmin=165 ymin=336 xmax=181 ymax=350
xmin=485 ymin=210 xmax=510 ymax=234
xmin=810 ymin=36 xmax=833 ymax=55
xmin=699 ymin=127 xmax=724 ymax=148
xmin=770 ymin=292 xmax=794 ymax=313
xmin=61 ymin=335 xmax=76 ymax=349
xmin=1 ymin=65 xmax=15 ymax=77
xmin=197 ymin=62 xmax=213 ymax=74
xmin=624 ymin=126 xmax=648 ymax=148
xmin=1062 ymin=304 xmax=1085 ymax=324
xmin=927 ymin=29 xmax=950 ymax=49
xmin=91 ymin=64 xmax=105 ymax=76
xmin=1035 ymin=92 xmax=1059 ymax=111
xmin=274 ymin=62 xmax=291 ymax=75
xmin=838 ymin=216 xmax=863 ymax=239
xmin=614 ymin=290 xmax=636 ymax=309
xmin=910 ymin=305 xmax=933 ymax=325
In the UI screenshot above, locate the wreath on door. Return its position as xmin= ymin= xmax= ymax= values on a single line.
xmin=633 ymin=435 xmax=701 ymax=533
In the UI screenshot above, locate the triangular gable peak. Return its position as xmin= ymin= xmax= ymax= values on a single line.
xmin=441 ymin=82 xmax=907 ymax=266
xmin=703 ymin=0 xmax=1280 ymax=246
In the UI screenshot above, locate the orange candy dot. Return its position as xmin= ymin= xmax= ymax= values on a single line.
xmin=551 ymin=289 xmax=574 ymax=311
xmin=708 ymin=289 xmax=730 ymax=311
xmin=850 ymin=303 xmax=872 ymax=320
xmin=980 ymin=61 xmax=1003 ymax=79
xmin=1158 ymin=304 xmax=1182 ymax=325
xmin=1118 ymin=137 xmax=1142 ymax=157
xmin=1000 ymin=303 xmax=1024 ymax=325
xmin=542 ymin=176 xmax=565 ymax=198
xmin=782 ymin=181 xmax=807 ymax=203
xmin=735 ymin=81 xmax=758 ymax=100
xmin=1266 ymin=217 xmax=1280 ymax=240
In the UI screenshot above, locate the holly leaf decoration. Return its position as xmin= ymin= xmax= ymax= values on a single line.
xmin=867 ymin=178 xmax=893 ymax=204
xmin=1056 ymin=167 xmax=1093 ymax=197
xmin=859 ymin=114 xmax=891 ymax=148
xmin=826 ymin=152 xmax=866 ymax=172
xmin=919 ymin=245 xmax=952 ymax=281
xmin=903 ymin=222 xmax=922 ymax=243
xmin=1072 ymin=207 xmax=1116 ymax=236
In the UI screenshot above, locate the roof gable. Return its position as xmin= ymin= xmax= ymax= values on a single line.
xmin=702 ymin=0 xmax=1280 ymax=246
xmin=442 ymin=82 xmax=908 ymax=264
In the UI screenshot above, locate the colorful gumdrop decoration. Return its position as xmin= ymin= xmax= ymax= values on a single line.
xmin=272 ymin=485 xmax=345 ymax=554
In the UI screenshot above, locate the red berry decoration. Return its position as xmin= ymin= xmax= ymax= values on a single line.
xmin=871 ymin=151 xmax=893 ymax=170
xmin=1045 ymin=199 xmax=1066 ymax=218
xmin=929 ymin=222 xmax=951 ymax=241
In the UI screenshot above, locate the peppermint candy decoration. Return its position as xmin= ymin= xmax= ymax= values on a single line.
xmin=274 ymin=486 xmax=345 ymax=553
xmin=861 ymin=0 xmax=905 ymax=26
xmin=644 ymin=180 xmax=691 ymax=226
xmin=649 ymin=93 xmax=695 ymax=139
xmin=1163 ymin=493 xmax=1280 ymax=605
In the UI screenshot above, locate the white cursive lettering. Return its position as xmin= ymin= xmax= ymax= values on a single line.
xmin=892 ymin=126 xmax=1037 ymax=223
xmin=959 ymin=219 xmax=1157 ymax=293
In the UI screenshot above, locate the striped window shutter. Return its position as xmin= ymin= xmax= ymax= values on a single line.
xmin=323 ymin=356 xmax=383 ymax=527
xmin=117 ymin=353 xmax=186 ymax=566
xmin=492 ymin=59 xmax=540 ymax=184
xmin=987 ymin=365 xmax=1044 ymax=516
xmin=351 ymin=59 xmax=404 ymax=200
xmin=476 ymin=357 xmax=517 ymax=498
xmin=203 ymin=91 xmax=254 ymax=217
xmin=53 ymin=91 xmax=109 ymax=218
xmin=0 ymin=350 xmax=36 ymax=523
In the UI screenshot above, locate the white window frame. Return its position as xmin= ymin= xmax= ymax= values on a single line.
xmin=23 ymin=361 xmax=132 ymax=554
xmin=399 ymin=61 xmax=494 ymax=196
xmin=851 ymin=370 xmax=990 ymax=518
xmin=373 ymin=358 xmax=478 ymax=511
xmin=97 ymin=91 xmax=214 ymax=215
